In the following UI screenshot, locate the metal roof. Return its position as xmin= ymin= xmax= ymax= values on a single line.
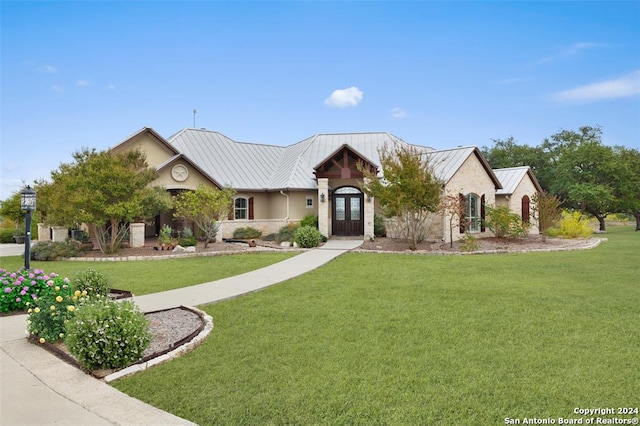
xmin=165 ymin=128 xmax=499 ymax=191
xmin=493 ymin=166 xmax=540 ymax=195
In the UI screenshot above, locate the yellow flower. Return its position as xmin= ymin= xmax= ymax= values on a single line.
xmin=59 ymin=333 xmax=64 ymax=338
xmin=34 ymin=307 xmax=40 ymax=313
xmin=55 ymin=286 xmax=60 ymax=291
xmin=56 ymin=296 xmax=63 ymax=303
xmin=81 ymin=290 xmax=87 ymax=297
xmin=67 ymin=306 xmax=75 ymax=312
xmin=39 ymin=337 xmax=45 ymax=344
xmin=72 ymin=296 xmax=78 ymax=302
xmin=28 ymin=308 xmax=32 ymax=314
xmin=74 ymin=290 xmax=81 ymax=297
xmin=50 ymin=305 xmax=55 ymax=311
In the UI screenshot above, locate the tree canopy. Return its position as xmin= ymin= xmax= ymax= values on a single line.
xmin=359 ymin=143 xmax=442 ymax=250
xmin=173 ymin=184 xmax=236 ymax=248
xmin=38 ymin=148 xmax=172 ymax=253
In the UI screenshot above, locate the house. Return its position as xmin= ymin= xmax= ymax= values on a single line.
xmin=110 ymin=127 xmax=540 ymax=244
xmin=493 ymin=166 xmax=543 ymax=235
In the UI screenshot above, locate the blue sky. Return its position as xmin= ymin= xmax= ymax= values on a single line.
xmin=1 ymin=1 xmax=639 ymax=200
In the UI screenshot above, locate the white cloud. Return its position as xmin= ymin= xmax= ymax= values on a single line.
xmin=324 ymin=86 xmax=363 ymax=108
xmin=76 ymin=80 xmax=89 ymax=87
xmin=536 ymin=42 xmax=606 ymax=64
xmin=549 ymin=70 xmax=640 ymax=103
xmin=51 ymin=85 xmax=64 ymax=93
xmin=390 ymin=107 xmax=407 ymax=118
xmin=40 ymin=64 xmax=58 ymax=73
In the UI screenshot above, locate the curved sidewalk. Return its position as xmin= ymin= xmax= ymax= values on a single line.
xmin=0 ymin=240 xmax=362 ymax=426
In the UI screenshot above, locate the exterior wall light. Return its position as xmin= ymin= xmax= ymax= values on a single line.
xmin=320 ymin=192 xmax=326 ymax=203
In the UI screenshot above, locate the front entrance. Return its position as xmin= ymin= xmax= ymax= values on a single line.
xmin=332 ymin=187 xmax=364 ymax=236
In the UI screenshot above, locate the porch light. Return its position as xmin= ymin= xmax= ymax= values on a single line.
xmin=320 ymin=192 xmax=326 ymax=203
xmin=20 ymin=185 xmax=37 ymax=270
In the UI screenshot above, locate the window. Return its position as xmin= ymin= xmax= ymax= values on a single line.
xmin=234 ymin=197 xmax=247 ymax=220
xmin=306 ymin=196 xmax=314 ymax=208
xmin=466 ymin=194 xmax=480 ymax=232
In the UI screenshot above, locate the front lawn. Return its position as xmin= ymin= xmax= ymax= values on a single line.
xmin=0 ymin=252 xmax=297 ymax=296
xmin=114 ymin=227 xmax=639 ymax=424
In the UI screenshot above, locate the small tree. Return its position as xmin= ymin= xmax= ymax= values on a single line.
xmin=38 ymin=148 xmax=172 ymax=254
xmin=531 ymin=191 xmax=562 ymax=241
xmin=359 ymin=143 xmax=442 ymax=250
xmin=441 ymin=190 xmax=466 ymax=248
xmin=173 ymin=184 xmax=236 ymax=248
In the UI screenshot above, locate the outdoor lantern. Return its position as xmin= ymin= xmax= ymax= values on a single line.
xmin=20 ymin=185 xmax=36 ymax=270
xmin=320 ymin=192 xmax=326 ymax=203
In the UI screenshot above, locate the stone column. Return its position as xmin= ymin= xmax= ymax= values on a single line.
xmin=364 ymin=192 xmax=375 ymax=240
xmin=51 ymin=226 xmax=68 ymax=242
xmin=317 ymin=178 xmax=329 ymax=238
xmin=37 ymin=223 xmax=51 ymax=241
xmin=129 ymin=222 xmax=146 ymax=248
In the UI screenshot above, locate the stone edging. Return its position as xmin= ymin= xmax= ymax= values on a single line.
xmin=103 ymin=306 xmax=213 ymax=383
xmin=65 ymin=247 xmax=304 ymax=262
xmin=352 ymin=237 xmax=605 ymax=256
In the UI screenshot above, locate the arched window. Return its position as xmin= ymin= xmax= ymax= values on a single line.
xmin=234 ymin=197 xmax=248 ymax=220
xmin=466 ymin=193 xmax=480 ymax=232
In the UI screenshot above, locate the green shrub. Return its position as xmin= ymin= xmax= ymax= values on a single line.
xmin=548 ymin=210 xmax=593 ymax=239
xmin=294 ymin=225 xmax=322 ymax=248
xmin=73 ymin=268 xmax=111 ymax=297
xmin=300 ymin=214 xmax=319 ymax=229
xmin=233 ymin=227 xmax=263 ymax=239
xmin=459 ymin=233 xmax=479 ymax=252
xmin=374 ymin=214 xmax=386 ymax=237
xmin=27 ymin=281 xmax=77 ymax=343
xmin=0 ymin=229 xmax=15 ymax=243
xmin=158 ymin=224 xmax=174 ymax=245
xmin=484 ymin=205 xmax=528 ymax=239
xmin=177 ymin=228 xmax=197 ymax=247
xmin=65 ymin=297 xmax=150 ymax=370
xmin=275 ymin=223 xmax=299 ymax=244
xmin=30 ymin=240 xmax=81 ymax=261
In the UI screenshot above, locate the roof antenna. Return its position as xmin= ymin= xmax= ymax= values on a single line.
xmin=193 ymin=109 xmax=197 ymax=128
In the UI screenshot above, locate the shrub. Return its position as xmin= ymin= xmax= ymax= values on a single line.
xmin=178 ymin=228 xmax=197 ymax=247
xmin=233 ymin=227 xmax=263 ymax=239
xmin=27 ymin=283 xmax=78 ymax=343
xmin=459 ymin=233 xmax=479 ymax=252
xmin=158 ymin=224 xmax=174 ymax=245
xmin=374 ymin=214 xmax=386 ymax=237
xmin=548 ymin=210 xmax=593 ymax=239
xmin=484 ymin=205 xmax=528 ymax=239
xmin=65 ymin=297 xmax=150 ymax=370
xmin=30 ymin=240 xmax=81 ymax=261
xmin=73 ymin=268 xmax=111 ymax=297
xmin=275 ymin=223 xmax=299 ymax=244
xmin=0 ymin=268 xmax=69 ymax=313
xmin=294 ymin=225 xmax=322 ymax=248
xmin=0 ymin=229 xmax=15 ymax=243
xmin=300 ymin=214 xmax=318 ymax=229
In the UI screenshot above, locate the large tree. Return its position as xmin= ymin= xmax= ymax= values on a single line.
xmin=359 ymin=143 xmax=442 ymax=250
xmin=173 ymin=184 xmax=236 ymax=248
xmin=39 ymin=148 xmax=172 ymax=253
xmin=613 ymin=146 xmax=640 ymax=230
xmin=544 ymin=126 xmax=617 ymax=231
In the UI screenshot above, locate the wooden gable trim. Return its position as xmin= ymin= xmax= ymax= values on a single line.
xmin=314 ymin=144 xmax=378 ymax=180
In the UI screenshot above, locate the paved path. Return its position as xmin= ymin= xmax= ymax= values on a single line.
xmin=0 ymin=240 xmax=362 ymax=426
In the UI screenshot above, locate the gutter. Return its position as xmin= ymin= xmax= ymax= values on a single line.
xmin=280 ymin=190 xmax=290 ymax=223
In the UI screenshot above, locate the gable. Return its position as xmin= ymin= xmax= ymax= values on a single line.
xmin=110 ymin=127 xmax=178 ymax=168
xmin=314 ymin=144 xmax=378 ymax=180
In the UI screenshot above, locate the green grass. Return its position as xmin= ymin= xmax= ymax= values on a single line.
xmin=0 ymin=252 xmax=297 ymax=295
xmin=113 ymin=227 xmax=639 ymax=424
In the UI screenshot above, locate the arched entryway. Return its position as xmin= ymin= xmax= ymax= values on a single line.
xmin=332 ymin=187 xmax=364 ymax=236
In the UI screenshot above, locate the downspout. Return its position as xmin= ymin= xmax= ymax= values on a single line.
xmin=280 ymin=190 xmax=290 ymax=224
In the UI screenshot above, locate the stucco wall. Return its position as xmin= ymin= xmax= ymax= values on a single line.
xmin=509 ymin=176 xmax=539 ymax=235
xmin=112 ymin=133 xmax=175 ymax=169
xmin=154 ymin=162 xmax=215 ymax=191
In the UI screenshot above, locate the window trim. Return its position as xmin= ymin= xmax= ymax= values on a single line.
xmin=305 ymin=196 xmax=314 ymax=208
xmin=466 ymin=193 xmax=480 ymax=232
xmin=234 ymin=197 xmax=248 ymax=220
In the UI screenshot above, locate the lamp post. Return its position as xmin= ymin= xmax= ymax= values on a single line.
xmin=20 ymin=185 xmax=36 ymax=270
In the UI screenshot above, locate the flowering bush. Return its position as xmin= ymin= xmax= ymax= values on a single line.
xmin=73 ymin=268 xmax=111 ymax=297
xmin=65 ymin=297 xmax=150 ymax=370
xmin=0 ymin=268 xmax=70 ymax=313
xmin=547 ymin=210 xmax=593 ymax=239
xmin=27 ymin=284 xmax=82 ymax=343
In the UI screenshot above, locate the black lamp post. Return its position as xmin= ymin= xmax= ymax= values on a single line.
xmin=20 ymin=185 xmax=36 ymax=270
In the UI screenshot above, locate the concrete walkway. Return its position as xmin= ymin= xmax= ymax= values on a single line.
xmin=0 ymin=239 xmax=362 ymax=426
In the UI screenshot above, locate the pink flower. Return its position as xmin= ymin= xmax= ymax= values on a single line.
xmin=16 ymin=297 xmax=21 ymax=302
xmin=3 ymin=288 xmax=11 ymax=293
xmin=20 ymin=290 xmax=26 ymax=296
